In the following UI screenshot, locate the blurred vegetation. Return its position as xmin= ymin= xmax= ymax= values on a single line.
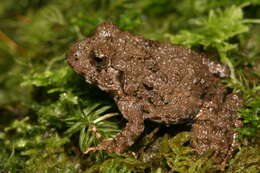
xmin=0 ymin=0 xmax=259 ymax=172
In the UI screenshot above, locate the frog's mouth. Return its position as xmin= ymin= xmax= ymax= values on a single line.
xmin=84 ymin=75 xmax=107 ymax=91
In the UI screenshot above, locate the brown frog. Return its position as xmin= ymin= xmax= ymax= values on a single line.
xmin=67 ymin=22 xmax=243 ymax=163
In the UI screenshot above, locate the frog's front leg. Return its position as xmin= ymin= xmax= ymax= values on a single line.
xmin=85 ymin=96 xmax=144 ymax=154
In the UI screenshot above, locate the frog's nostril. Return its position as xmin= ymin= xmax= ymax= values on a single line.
xmin=73 ymin=51 xmax=81 ymax=61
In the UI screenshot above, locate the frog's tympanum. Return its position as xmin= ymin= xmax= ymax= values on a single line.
xmin=67 ymin=22 xmax=243 ymax=163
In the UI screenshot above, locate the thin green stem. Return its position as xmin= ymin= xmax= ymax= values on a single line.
xmin=243 ymin=19 xmax=260 ymax=24
xmin=93 ymin=113 xmax=120 ymax=124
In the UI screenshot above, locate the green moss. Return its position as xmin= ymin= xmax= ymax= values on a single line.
xmin=0 ymin=0 xmax=259 ymax=172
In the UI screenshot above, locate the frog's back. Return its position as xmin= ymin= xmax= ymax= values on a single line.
xmin=142 ymin=43 xmax=214 ymax=123
xmin=111 ymin=33 xmax=215 ymax=123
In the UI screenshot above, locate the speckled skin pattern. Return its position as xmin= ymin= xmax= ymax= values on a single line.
xmin=67 ymin=22 xmax=243 ymax=163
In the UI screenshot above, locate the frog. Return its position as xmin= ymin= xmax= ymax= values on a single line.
xmin=67 ymin=22 xmax=243 ymax=163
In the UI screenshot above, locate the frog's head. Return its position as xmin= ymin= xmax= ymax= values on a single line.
xmin=67 ymin=22 xmax=122 ymax=91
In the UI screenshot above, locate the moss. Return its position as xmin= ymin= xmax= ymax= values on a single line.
xmin=0 ymin=0 xmax=259 ymax=172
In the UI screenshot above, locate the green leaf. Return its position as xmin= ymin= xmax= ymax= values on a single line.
xmin=83 ymin=102 xmax=102 ymax=118
xmin=79 ymin=126 xmax=87 ymax=152
xmin=64 ymin=122 xmax=84 ymax=136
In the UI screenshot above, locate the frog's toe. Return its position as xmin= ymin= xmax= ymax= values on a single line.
xmin=84 ymin=145 xmax=104 ymax=154
xmin=84 ymin=139 xmax=126 ymax=154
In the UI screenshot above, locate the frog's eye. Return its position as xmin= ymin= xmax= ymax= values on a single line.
xmin=91 ymin=49 xmax=109 ymax=70
xmin=94 ymin=56 xmax=104 ymax=63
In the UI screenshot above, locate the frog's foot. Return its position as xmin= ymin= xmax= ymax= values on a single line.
xmin=84 ymin=120 xmax=144 ymax=154
xmin=84 ymin=138 xmax=128 ymax=154
xmin=84 ymin=146 xmax=103 ymax=154
xmin=84 ymin=139 xmax=123 ymax=154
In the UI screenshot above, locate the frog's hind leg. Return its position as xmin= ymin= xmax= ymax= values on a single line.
xmin=85 ymin=96 xmax=144 ymax=154
xmin=191 ymin=93 xmax=243 ymax=164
